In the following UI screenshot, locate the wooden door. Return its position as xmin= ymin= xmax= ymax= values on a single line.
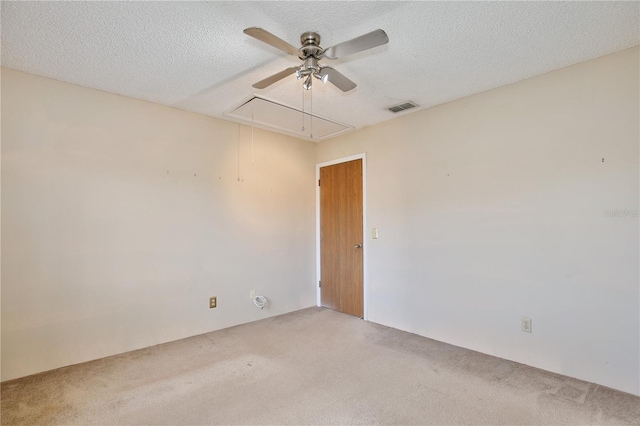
xmin=320 ymin=159 xmax=363 ymax=317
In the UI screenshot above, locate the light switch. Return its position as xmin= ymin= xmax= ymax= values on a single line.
xmin=372 ymin=228 xmax=379 ymax=239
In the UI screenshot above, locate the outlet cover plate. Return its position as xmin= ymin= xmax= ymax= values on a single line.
xmin=521 ymin=317 xmax=532 ymax=333
xmin=209 ymin=296 xmax=217 ymax=309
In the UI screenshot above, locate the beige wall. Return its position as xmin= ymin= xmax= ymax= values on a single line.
xmin=1 ymin=68 xmax=317 ymax=381
xmin=318 ymin=47 xmax=640 ymax=395
xmin=2 ymin=47 xmax=638 ymax=396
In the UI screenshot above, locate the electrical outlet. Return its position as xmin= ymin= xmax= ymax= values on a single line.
xmin=209 ymin=296 xmax=217 ymax=309
xmin=521 ymin=317 xmax=532 ymax=333
xmin=250 ymin=289 xmax=256 ymax=300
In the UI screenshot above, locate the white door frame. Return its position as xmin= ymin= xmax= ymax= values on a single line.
xmin=315 ymin=153 xmax=367 ymax=320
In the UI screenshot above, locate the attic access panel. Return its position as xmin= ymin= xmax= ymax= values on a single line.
xmin=225 ymin=96 xmax=351 ymax=141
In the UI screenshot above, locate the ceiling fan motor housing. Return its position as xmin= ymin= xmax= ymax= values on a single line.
xmin=299 ymin=32 xmax=323 ymax=60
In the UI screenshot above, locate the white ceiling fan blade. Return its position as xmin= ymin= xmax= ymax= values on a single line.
xmin=244 ymin=27 xmax=299 ymax=56
xmin=323 ymin=29 xmax=389 ymax=60
xmin=322 ymin=67 xmax=357 ymax=92
xmin=252 ymin=67 xmax=299 ymax=89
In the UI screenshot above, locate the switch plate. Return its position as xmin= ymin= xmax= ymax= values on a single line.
xmin=372 ymin=228 xmax=379 ymax=239
xmin=209 ymin=296 xmax=217 ymax=309
xmin=521 ymin=317 xmax=532 ymax=333
xmin=250 ymin=289 xmax=256 ymax=300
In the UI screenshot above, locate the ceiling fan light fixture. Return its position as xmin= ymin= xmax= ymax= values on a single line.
xmin=297 ymin=69 xmax=312 ymax=80
xmin=312 ymin=72 xmax=329 ymax=84
xmin=303 ymin=75 xmax=313 ymax=90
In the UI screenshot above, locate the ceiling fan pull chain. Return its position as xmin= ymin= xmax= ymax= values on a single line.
xmin=310 ymin=85 xmax=313 ymax=139
xmin=237 ymin=123 xmax=241 ymax=182
xmin=301 ymin=85 xmax=305 ymax=131
xmin=251 ymin=109 xmax=254 ymax=163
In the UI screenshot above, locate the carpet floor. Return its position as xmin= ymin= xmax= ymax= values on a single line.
xmin=2 ymin=307 xmax=639 ymax=425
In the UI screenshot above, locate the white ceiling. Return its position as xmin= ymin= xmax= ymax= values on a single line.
xmin=2 ymin=1 xmax=638 ymax=141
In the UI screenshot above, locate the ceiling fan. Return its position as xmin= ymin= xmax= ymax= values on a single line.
xmin=244 ymin=27 xmax=389 ymax=92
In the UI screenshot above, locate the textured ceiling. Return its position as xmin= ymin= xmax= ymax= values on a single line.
xmin=2 ymin=1 xmax=639 ymax=141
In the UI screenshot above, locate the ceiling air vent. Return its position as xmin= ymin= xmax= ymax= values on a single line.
xmin=388 ymin=101 xmax=418 ymax=113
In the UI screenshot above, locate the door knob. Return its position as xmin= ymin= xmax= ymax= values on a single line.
xmin=355 ymin=244 xmax=363 ymax=249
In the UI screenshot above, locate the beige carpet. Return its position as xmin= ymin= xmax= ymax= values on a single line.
xmin=2 ymin=307 xmax=639 ymax=425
